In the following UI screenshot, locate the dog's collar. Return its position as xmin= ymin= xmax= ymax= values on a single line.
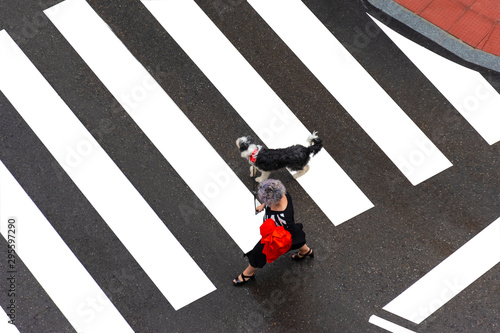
xmin=249 ymin=146 xmax=261 ymax=164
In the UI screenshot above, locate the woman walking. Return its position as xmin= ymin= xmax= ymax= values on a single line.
xmin=233 ymin=179 xmax=313 ymax=286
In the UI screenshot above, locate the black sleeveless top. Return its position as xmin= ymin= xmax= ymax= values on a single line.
xmin=264 ymin=193 xmax=305 ymax=245
xmin=264 ymin=193 xmax=294 ymax=225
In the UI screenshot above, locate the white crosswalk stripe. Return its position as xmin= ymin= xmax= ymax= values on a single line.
xmin=0 ymin=160 xmax=134 ymax=333
xmin=383 ymin=216 xmax=500 ymax=324
xmin=0 ymin=307 xmax=19 ymax=333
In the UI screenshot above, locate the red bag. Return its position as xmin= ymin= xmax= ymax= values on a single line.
xmin=260 ymin=218 xmax=292 ymax=263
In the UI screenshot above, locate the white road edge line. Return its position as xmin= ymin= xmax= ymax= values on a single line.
xmin=383 ymin=216 xmax=500 ymax=324
xmin=369 ymin=315 xmax=416 ymax=333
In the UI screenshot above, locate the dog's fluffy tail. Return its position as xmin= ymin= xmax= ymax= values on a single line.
xmin=307 ymin=131 xmax=323 ymax=156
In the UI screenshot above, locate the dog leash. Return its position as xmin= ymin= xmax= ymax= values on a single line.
xmin=252 ymin=170 xmax=258 ymax=214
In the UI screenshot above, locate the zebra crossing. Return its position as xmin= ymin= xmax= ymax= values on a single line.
xmin=0 ymin=28 xmax=216 ymax=311
xmin=1 ymin=0 xmax=499 ymax=332
xmin=44 ymin=0 xmax=263 ymax=253
xmin=140 ymin=0 xmax=373 ymax=225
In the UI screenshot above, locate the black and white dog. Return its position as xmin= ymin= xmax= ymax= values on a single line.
xmin=236 ymin=132 xmax=323 ymax=182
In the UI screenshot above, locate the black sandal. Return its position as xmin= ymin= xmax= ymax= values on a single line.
xmin=233 ymin=273 xmax=255 ymax=286
xmin=291 ymin=248 xmax=314 ymax=261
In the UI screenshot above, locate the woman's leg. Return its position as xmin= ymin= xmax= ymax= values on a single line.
xmin=291 ymin=244 xmax=312 ymax=259
xmin=233 ymin=264 xmax=258 ymax=283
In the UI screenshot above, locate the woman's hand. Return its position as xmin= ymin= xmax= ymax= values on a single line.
xmin=255 ymin=203 xmax=265 ymax=214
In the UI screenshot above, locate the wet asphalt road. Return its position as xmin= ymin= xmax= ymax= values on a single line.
xmin=0 ymin=0 xmax=499 ymax=332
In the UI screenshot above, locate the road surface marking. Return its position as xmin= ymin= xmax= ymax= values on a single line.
xmin=0 ymin=29 xmax=215 ymax=310
xmin=369 ymin=315 xmax=416 ymax=333
xmin=383 ymin=216 xmax=500 ymax=323
xmin=45 ymin=0 xmax=263 ymax=252
xmin=0 ymin=160 xmax=134 ymax=332
xmin=371 ymin=14 xmax=500 ymax=145
xmin=248 ymin=0 xmax=452 ymax=185
xmin=142 ymin=0 xmax=374 ymax=226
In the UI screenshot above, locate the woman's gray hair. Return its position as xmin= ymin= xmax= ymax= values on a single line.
xmin=258 ymin=179 xmax=286 ymax=207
